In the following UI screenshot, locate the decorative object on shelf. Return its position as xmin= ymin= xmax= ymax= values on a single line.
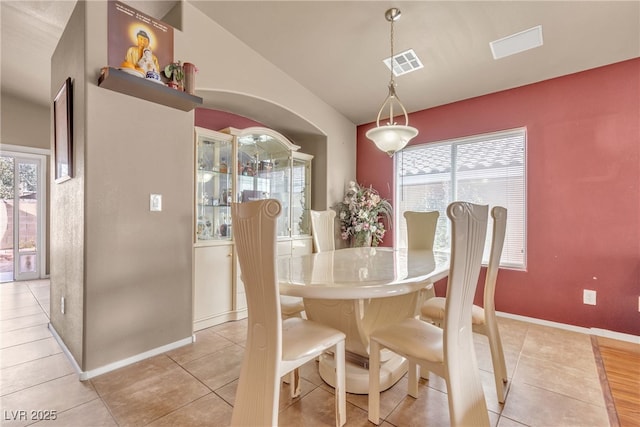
xmin=183 ymin=62 xmax=198 ymax=95
xmin=137 ymin=47 xmax=162 ymax=83
xmin=164 ymin=61 xmax=184 ymax=91
xmin=335 ymin=181 xmax=392 ymax=247
xmin=134 ymin=43 xmax=160 ymax=75
xmin=366 ymin=8 xmax=419 ymax=157
xmin=53 ymin=77 xmax=73 ymax=183
xmin=108 ymin=1 xmax=173 ymax=79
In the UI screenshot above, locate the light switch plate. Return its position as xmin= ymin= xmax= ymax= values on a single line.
xmin=150 ymin=194 xmax=162 ymax=211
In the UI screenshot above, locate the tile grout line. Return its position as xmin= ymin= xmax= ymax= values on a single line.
xmin=26 ymin=282 xmax=50 ymax=321
xmin=590 ymin=335 xmax=620 ymax=427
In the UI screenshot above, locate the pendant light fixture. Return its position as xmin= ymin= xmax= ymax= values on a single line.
xmin=366 ymin=8 xmax=419 ymax=157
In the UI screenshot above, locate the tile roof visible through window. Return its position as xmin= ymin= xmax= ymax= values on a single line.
xmin=399 ymin=136 xmax=524 ymax=177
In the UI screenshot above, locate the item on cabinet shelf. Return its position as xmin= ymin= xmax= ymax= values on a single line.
xmin=258 ymin=160 xmax=273 ymax=172
xmin=197 ymin=217 xmax=212 ymax=240
xmin=183 ymin=62 xmax=198 ymax=95
xmin=220 ymin=160 xmax=228 ymax=174
xmin=219 ymin=223 xmax=233 ymax=237
xmin=202 ymin=192 xmax=210 ymax=205
xmin=242 ymin=162 xmax=255 ymax=176
xmin=164 ymin=61 xmax=184 ymax=90
xmin=212 ymin=199 xmax=219 ymax=206
xmin=221 ymin=189 xmax=232 ymax=205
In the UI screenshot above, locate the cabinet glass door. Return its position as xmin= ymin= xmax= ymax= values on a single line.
xmin=292 ymin=156 xmax=311 ymax=237
xmin=196 ymin=133 xmax=233 ymax=241
xmin=236 ymin=133 xmax=291 ymax=238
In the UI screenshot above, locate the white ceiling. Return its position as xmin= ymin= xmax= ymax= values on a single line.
xmin=2 ymin=1 xmax=639 ymax=126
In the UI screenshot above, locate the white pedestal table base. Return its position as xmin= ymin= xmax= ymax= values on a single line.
xmin=318 ymin=352 xmax=407 ymax=394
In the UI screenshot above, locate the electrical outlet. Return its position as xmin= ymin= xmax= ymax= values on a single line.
xmin=61 ymin=296 xmax=65 ymax=314
xmin=583 ymin=289 xmax=596 ymax=306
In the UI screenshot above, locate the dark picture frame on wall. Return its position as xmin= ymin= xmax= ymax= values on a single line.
xmin=54 ymin=77 xmax=73 ymax=183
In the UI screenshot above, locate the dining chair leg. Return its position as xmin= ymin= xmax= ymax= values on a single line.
xmin=408 ymin=360 xmax=419 ymax=398
xmin=486 ymin=323 xmax=507 ymax=403
xmin=335 ymin=340 xmax=346 ymax=427
xmin=368 ymin=340 xmax=381 ymax=425
xmin=290 ymin=368 xmax=301 ymax=398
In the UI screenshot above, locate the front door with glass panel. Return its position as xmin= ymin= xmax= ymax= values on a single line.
xmin=0 ymin=154 xmax=44 ymax=282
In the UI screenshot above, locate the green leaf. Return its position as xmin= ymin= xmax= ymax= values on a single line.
xmin=163 ymin=64 xmax=173 ymax=78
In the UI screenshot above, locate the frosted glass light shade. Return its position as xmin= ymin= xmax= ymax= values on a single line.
xmin=366 ymin=124 xmax=419 ymax=157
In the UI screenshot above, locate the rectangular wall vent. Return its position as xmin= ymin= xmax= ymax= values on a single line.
xmin=490 ymin=25 xmax=543 ymax=60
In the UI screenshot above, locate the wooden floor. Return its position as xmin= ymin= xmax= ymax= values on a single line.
xmin=594 ymin=336 xmax=640 ymax=427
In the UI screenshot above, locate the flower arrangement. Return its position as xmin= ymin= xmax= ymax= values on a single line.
xmin=335 ymin=181 xmax=392 ymax=247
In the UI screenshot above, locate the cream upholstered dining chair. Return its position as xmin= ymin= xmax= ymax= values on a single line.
xmin=368 ymin=202 xmax=490 ymax=427
xmin=280 ymin=209 xmax=337 ymax=394
xmin=279 ymin=208 xmax=337 ymax=320
xmin=404 ymin=210 xmax=440 ymax=303
xmin=404 ymin=210 xmax=439 ymax=250
xmin=310 ymin=209 xmax=337 ymax=253
xmin=230 ymin=199 xmax=346 ymax=427
xmin=420 ymin=206 xmax=508 ymax=403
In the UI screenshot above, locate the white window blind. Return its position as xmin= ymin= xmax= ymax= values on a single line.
xmin=395 ymin=128 xmax=527 ymax=269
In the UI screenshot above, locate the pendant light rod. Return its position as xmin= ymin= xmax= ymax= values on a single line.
xmin=366 ymin=7 xmax=419 ymax=157
xmin=386 ymin=8 xmax=401 ymax=86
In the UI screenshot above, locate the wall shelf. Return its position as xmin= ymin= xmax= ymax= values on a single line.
xmin=98 ymin=67 xmax=202 ymax=112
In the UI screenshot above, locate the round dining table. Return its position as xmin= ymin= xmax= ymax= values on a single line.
xmin=278 ymin=247 xmax=450 ymax=394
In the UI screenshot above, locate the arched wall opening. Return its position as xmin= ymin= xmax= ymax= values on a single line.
xmin=195 ymin=90 xmax=330 ymax=211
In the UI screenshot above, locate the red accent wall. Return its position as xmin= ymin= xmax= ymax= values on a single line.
xmin=195 ymin=108 xmax=264 ymax=130
xmin=356 ymin=59 xmax=640 ymax=336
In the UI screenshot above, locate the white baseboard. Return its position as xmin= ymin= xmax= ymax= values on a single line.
xmin=193 ymin=310 xmax=247 ymax=332
xmin=497 ymin=311 xmax=640 ymax=344
xmin=49 ymin=323 xmax=195 ymax=380
xmin=48 ymin=323 xmax=82 ymax=373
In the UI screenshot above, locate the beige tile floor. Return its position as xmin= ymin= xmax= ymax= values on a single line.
xmin=0 ymin=279 xmax=611 ymax=426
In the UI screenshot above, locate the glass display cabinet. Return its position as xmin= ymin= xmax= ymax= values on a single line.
xmin=193 ymin=126 xmax=313 ymax=331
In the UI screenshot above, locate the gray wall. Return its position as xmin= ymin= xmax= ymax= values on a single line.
xmin=50 ymin=0 xmax=86 ymax=367
xmin=1 ymin=93 xmax=50 ymax=149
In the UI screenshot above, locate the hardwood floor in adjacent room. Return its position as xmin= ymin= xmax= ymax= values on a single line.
xmin=595 ymin=336 xmax=640 ymax=427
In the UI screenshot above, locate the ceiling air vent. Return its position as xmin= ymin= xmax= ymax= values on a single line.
xmin=490 ymin=25 xmax=543 ymax=60
xmin=383 ymin=48 xmax=423 ymax=76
